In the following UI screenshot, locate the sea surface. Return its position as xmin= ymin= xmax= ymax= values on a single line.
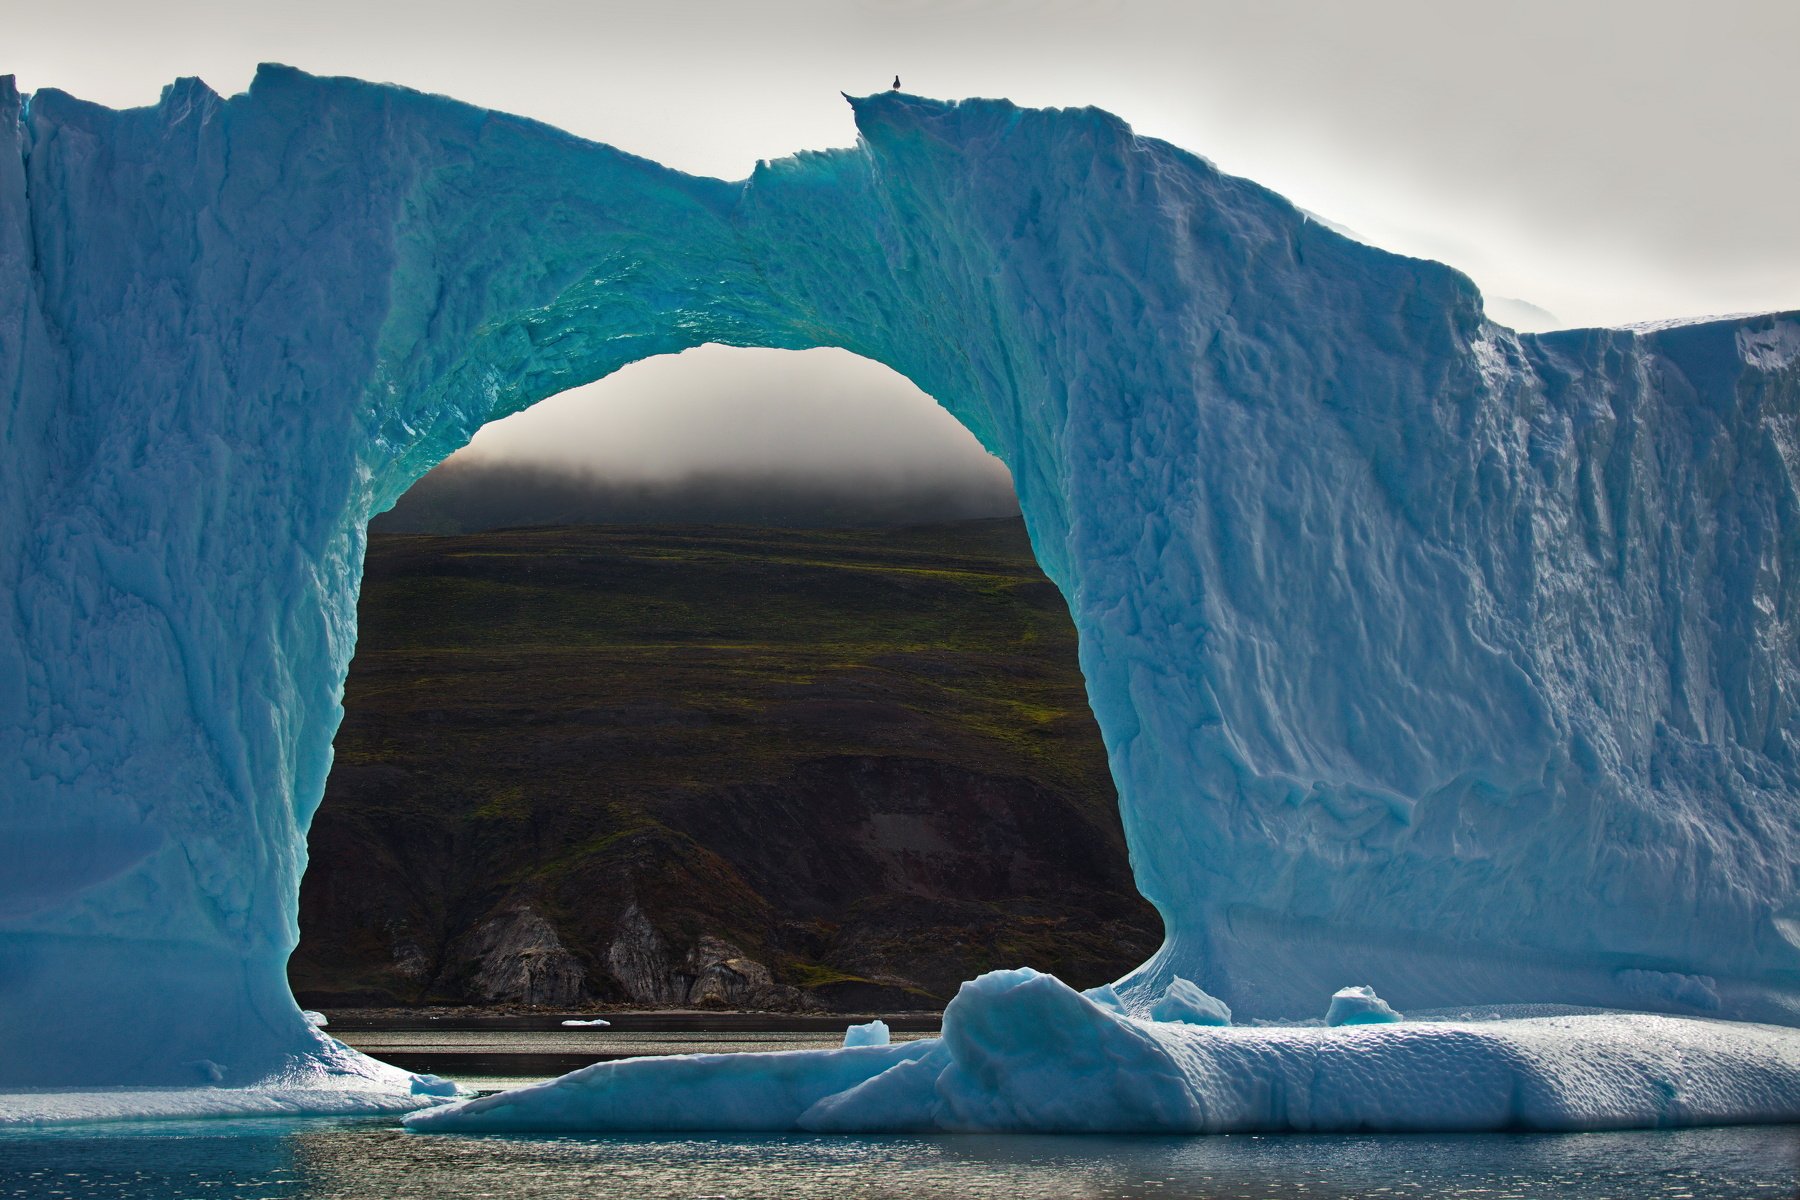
xmin=4 ymin=1026 xmax=1798 ymax=1199
xmin=341 ymin=1019 xmax=938 ymax=1083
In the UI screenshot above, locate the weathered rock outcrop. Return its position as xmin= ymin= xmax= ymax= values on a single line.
xmin=604 ymin=904 xmax=681 ymax=1006
xmin=681 ymin=936 xmax=812 ymax=1011
xmin=459 ymin=905 xmax=590 ymax=1007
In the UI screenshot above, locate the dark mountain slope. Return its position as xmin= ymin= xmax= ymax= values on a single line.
xmin=291 ymin=519 xmax=1162 ymax=1011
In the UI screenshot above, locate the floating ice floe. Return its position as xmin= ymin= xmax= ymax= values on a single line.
xmin=843 ymin=1020 xmax=891 ymax=1048
xmin=403 ymin=969 xmax=1800 ymax=1135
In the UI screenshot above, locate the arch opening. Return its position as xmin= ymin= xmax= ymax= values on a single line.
xmin=293 ymin=344 xmax=1162 ymax=1018
xmin=385 ymin=347 xmax=1021 ymax=532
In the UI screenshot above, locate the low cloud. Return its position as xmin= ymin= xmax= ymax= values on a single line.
xmin=372 ymin=460 xmax=1020 ymax=534
xmin=381 ymin=345 xmax=1021 ymax=532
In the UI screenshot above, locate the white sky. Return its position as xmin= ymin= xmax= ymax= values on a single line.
xmin=463 ymin=346 xmax=1015 ymax=488
xmin=11 ymin=0 xmax=1797 ymax=481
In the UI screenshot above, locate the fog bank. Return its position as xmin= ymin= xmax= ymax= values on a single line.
xmin=388 ymin=346 xmax=1019 ymax=530
xmin=374 ymin=460 xmax=1020 ymax=533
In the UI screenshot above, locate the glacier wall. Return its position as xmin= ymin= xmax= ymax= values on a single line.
xmin=3 ymin=65 xmax=1799 ymax=1094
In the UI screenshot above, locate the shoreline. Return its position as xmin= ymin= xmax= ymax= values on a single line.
xmin=320 ymin=1008 xmax=944 ymax=1033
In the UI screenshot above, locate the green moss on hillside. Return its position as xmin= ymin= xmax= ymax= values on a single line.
xmin=292 ymin=520 xmax=1160 ymax=1010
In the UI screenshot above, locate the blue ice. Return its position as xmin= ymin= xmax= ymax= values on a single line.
xmin=843 ymin=1021 xmax=891 ymax=1048
xmin=2 ymin=65 xmax=1798 ymax=1127
xmin=1150 ymin=978 xmax=1233 ymax=1026
xmin=1326 ymin=986 xmax=1402 ymax=1027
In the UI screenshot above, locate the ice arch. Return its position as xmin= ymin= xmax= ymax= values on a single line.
xmin=3 ymin=66 xmax=1800 ymax=1104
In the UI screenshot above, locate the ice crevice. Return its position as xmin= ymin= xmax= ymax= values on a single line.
xmin=2 ymin=65 xmax=1799 ymax=1129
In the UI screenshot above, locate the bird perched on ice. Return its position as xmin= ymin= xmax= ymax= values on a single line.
xmin=892 ymin=75 xmax=902 ymax=91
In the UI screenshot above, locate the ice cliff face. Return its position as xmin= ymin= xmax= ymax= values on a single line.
xmin=2 ymin=65 xmax=1799 ymax=1097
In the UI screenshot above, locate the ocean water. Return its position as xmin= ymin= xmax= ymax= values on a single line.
xmin=5 ymin=1028 xmax=1797 ymax=1198
xmin=342 ymin=1026 xmax=937 ymax=1080
xmin=4 ymin=1118 xmax=1798 ymax=1199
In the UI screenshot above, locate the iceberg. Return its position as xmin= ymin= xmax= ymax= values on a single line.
xmin=1149 ymin=977 xmax=1233 ymax=1026
xmin=404 ymin=968 xmax=1800 ymax=1133
xmin=843 ymin=1020 xmax=891 ymax=1048
xmin=1326 ymin=986 xmax=1402 ymax=1027
xmin=2 ymin=65 xmax=1799 ymax=1126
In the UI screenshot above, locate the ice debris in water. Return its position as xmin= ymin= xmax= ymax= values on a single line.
xmin=843 ymin=1020 xmax=891 ymax=1048
xmin=561 ymin=1018 xmax=611 ymax=1027
xmin=1326 ymin=986 xmax=1401 ymax=1026
xmin=409 ymin=1074 xmax=463 ymax=1098
xmin=1149 ymin=977 xmax=1232 ymax=1026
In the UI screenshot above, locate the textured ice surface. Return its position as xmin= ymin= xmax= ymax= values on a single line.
xmin=843 ymin=1021 xmax=891 ymax=1048
xmin=1326 ymin=986 xmax=1402 ymax=1026
xmin=3 ymin=66 xmax=1800 ymax=1122
xmin=0 ymin=1044 xmax=459 ymax=1127
xmin=405 ymin=969 xmax=1800 ymax=1134
xmin=1082 ymin=984 xmax=1128 ymax=1014
xmin=1150 ymin=978 xmax=1233 ymax=1026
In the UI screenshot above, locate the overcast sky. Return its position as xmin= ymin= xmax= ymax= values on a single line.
xmin=12 ymin=0 xmax=1797 ymax=494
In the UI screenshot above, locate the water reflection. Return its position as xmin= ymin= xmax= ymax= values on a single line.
xmin=4 ymin=1118 xmax=1798 ymax=1199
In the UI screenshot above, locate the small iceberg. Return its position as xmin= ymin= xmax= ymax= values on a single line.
xmin=843 ymin=1019 xmax=890 ymax=1048
xmin=302 ymin=1010 xmax=330 ymax=1028
xmin=1325 ymin=985 xmax=1401 ymax=1026
xmin=1149 ymin=977 xmax=1232 ymax=1026
xmin=561 ymin=1018 xmax=612 ymax=1027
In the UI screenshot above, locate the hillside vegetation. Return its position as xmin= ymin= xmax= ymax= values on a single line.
xmin=292 ymin=519 xmax=1162 ymax=1011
